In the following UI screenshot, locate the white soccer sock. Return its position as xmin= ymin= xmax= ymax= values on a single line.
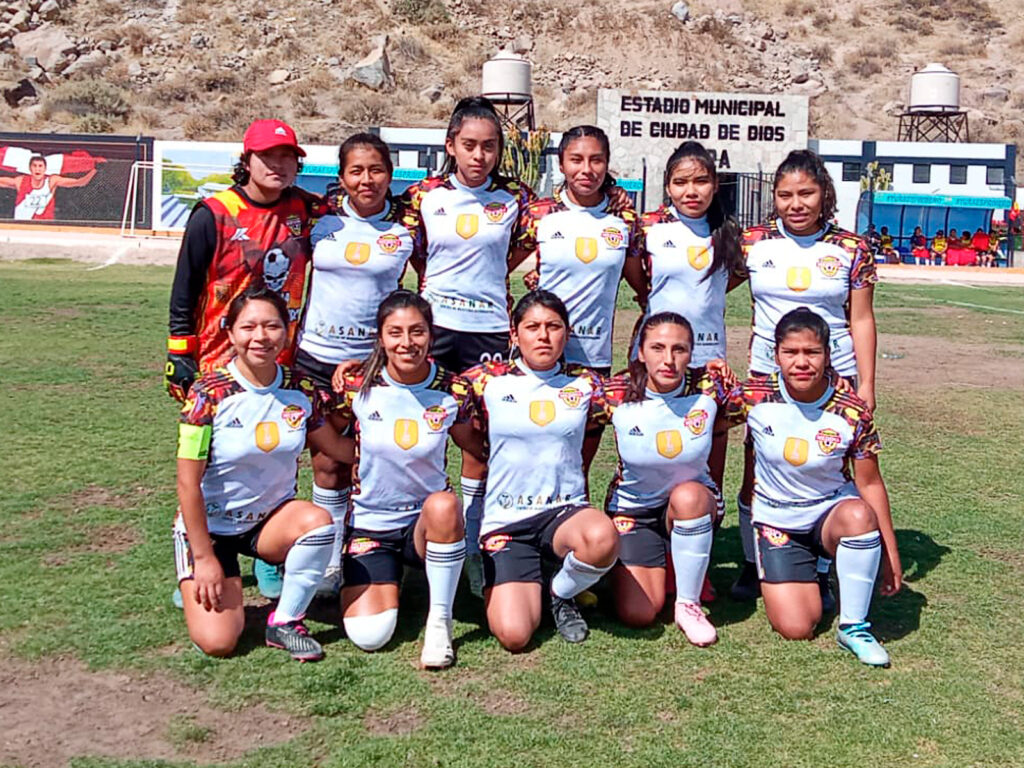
xmin=461 ymin=477 xmax=485 ymax=555
xmin=671 ymin=514 xmax=714 ymax=605
xmin=738 ymin=496 xmax=755 ymax=564
xmin=816 ymin=556 xmax=833 ymax=575
xmin=836 ymin=530 xmax=882 ymax=626
xmin=274 ymin=524 xmax=335 ymax=623
xmin=551 ymin=551 xmax=612 ymax=600
xmin=425 ymin=540 xmax=466 ymax=622
xmin=312 ymin=484 xmax=349 ymax=572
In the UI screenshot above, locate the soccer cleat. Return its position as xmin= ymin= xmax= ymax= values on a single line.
xmin=464 ymin=553 xmax=484 ymax=599
xmin=700 ymin=574 xmax=717 ymax=604
xmin=172 ymin=587 xmax=184 ymax=609
xmin=551 ymin=595 xmax=589 ymax=643
xmin=316 ymin=566 xmax=343 ymax=599
xmin=254 ymin=559 xmax=284 ymax=599
xmin=837 ymin=622 xmax=890 ymax=667
xmin=730 ymin=561 xmax=761 ymax=601
xmin=420 ymin=616 xmax=455 ymax=670
xmin=818 ymin=571 xmax=836 ymax=614
xmin=674 ymin=601 xmax=718 ymax=647
xmin=265 ymin=614 xmax=324 ymax=662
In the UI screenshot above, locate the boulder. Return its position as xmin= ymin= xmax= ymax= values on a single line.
xmin=671 ymin=1 xmax=689 ymax=22
xmin=38 ymin=0 xmax=59 ymax=19
xmin=981 ymin=86 xmax=1009 ymax=103
xmin=348 ymin=35 xmax=394 ymax=91
xmin=12 ymin=23 xmax=73 ymax=70
xmin=3 ymin=76 xmax=36 ymax=107
xmin=419 ymin=82 xmax=443 ymax=103
xmin=61 ymin=48 xmax=104 ymax=76
xmin=267 ymin=68 xmax=290 ymax=84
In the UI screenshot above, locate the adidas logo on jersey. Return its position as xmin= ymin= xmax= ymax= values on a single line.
xmin=501 ymin=394 xmax=517 ymax=403
xmin=762 ymin=259 xmax=775 ymax=269
xmin=763 ymin=425 xmax=775 ymax=436
xmin=551 ymin=231 xmax=565 ymax=240
xmin=663 ymin=240 xmax=676 ymax=248
xmin=225 ymin=417 xmax=244 ymax=428
xmin=433 ymin=207 xmax=447 ymax=216
xmin=628 ymin=425 xmax=644 ymax=436
xmin=368 ymin=410 xmax=383 ymax=421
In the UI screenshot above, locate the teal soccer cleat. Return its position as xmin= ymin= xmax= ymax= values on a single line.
xmin=837 ymin=622 xmax=890 ymax=667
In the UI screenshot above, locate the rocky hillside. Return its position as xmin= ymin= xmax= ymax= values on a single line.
xmin=1 ymin=0 xmax=1021 ymax=167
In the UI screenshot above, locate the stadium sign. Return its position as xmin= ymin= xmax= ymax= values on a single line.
xmin=597 ymin=88 xmax=809 ymax=209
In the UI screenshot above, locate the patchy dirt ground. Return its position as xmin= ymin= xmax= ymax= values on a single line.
xmin=0 ymin=655 xmax=304 ymax=767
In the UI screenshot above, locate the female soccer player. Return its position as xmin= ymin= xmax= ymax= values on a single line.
xmin=734 ymin=149 xmax=878 ymax=604
xmin=175 ymin=287 xmax=354 ymax=661
xmin=604 ymin=312 xmax=732 ymax=646
xmin=465 ymin=291 xmax=620 ymax=651
xmin=167 ymin=118 xmax=322 ymax=601
xmin=333 ymin=291 xmax=485 ymax=669
xmin=297 ymin=133 xmax=420 ymax=594
xmin=910 ymin=227 xmax=929 ymax=265
xmin=725 ymin=308 xmax=901 ymax=666
xmin=930 ymin=229 xmax=948 ymax=265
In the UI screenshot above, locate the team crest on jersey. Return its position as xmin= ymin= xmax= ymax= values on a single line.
xmin=761 ymin=525 xmax=790 ymax=547
xmin=786 ymin=266 xmax=812 ymax=292
xmin=684 ymin=408 xmax=709 ymax=435
xmin=377 ymin=233 xmax=401 ymax=254
xmin=345 ymin=242 xmax=371 ymax=265
xmin=656 ymin=429 xmax=683 ymax=459
xmin=783 ymin=437 xmax=809 ymax=466
xmin=601 ymin=226 xmax=624 ymax=248
xmin=558 ymin=387 xmax=583 ymax=408
xmin=346 ymin=537 xmax=380 ymax=556
xmin=456 ymin=213 xmax=478 ymax=240
xmin=612 ymin=515 xmax=636 ymax=534
xmin=688 ymin=245 xmax=711 ymax=270
xmin=484 ymin=533 xmax=511 ymax=553
xmin=816 ymin=255 xmax=842 ymax=277
xmin=423 ymin=405 xmax=447 ymax=431
xmin=394 ymin=419 xmax=419 ymax=450
xmin=281 ymin=404 xmax=306 ymax=429
xmin=483 ymin=202 xmax=507 ymax=223
xmin=815 ymin=428 xmax=842 ymax=454
xmin=497 ymin=492 xmax=514 ymax=509
xmin=575 ymin=237 xmax=599 ymax=264
xmin=529 ymin=400 xmax=556 ymax=426
xmin=286 ymin=214 xmax=302 ymax=236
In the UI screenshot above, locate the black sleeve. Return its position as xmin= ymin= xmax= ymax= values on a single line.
xmin=168 ymin=203 xmax=217 ymax=338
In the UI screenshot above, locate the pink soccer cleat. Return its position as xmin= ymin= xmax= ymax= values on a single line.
xmin=674 ymin=601 xmax=718 ymax=647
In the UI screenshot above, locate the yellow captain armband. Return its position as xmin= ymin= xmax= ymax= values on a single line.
xmin=177 ymin=423 xmax=212 ymax=461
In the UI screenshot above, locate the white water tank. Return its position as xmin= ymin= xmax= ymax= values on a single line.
xmin=482 ymin=51 xmax=532 ymax=105
xmin=908 ymin=63 xmax=960 ymax=113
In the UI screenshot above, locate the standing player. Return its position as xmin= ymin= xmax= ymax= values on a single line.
xmin=166 ymin=118 xmax=322 ymax=600
xmin=733 ymin=149 xmax=878 ymax=606
xmin=175 ymin=287 xmax=355 ymax=661
xmin=334 ymin=291 xmax=485 ymax=669
xmin=604 ymin=312 xmax=732 ymax=646
xmin=465 ymin=291 xmax=620 ymax=651
xmin=296 ymin=133 xmax=420 ymax=595
xmin=725 ymin=308 xmax=901 ymax=666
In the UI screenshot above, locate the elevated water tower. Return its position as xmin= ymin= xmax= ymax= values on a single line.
xmin=897 ymin=63 xmax=969 ymax=142
xmin=481 ymin=51 xmax=535 ymax=130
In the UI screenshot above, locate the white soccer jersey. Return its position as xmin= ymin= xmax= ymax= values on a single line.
xmin=177 ymin=362 xmax=318 ymax=536
xmin=725 ymin=374 xmax=881 ymax=531
xmin=464 ymin=359 xmax=609 ymax=535
xmin=517 ymin=191 xmax=638 ymax=368
xmin=298 ymin=196 xmax=418 ymax=363
xmin=605 ymin=369 xmax=726 ymax=512
xmin=337 ymin=363 xmax=473 ymax=532
xmin=640 ymin=206 xmax=727 ymax=366
xmin=404 ymin=174 xmax=533 ymax=333
xmin=741 ymin=220 xmax=877 ymax=376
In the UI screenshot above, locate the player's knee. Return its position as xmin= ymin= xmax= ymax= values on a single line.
xmin=190 ymin=630 xmax=239 ymax=658
xmin=344 ymin=609 xmax=398 ymax=652
xmin=836 ymin=500 xmax=877 ymax=534
xmin=488 ymin=614 xmax=535 ymax=653
xmin=300 ymin=503 xmax=335 ymax=533
xmin=668 ymin=482 xmax=712 ymax=518
xmin=577 ymin=520 xmax=619 ymax=565
xmin=770 ymin=614 xmax=817 ymax=641
xmin=421 ymin=492 xmax=463 ymax=538
xmin=618 ymin=597 xmax=661 ymax=628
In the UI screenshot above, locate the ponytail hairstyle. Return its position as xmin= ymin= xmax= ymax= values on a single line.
xmin=773 ymin=306 xmax=831 ymax=351
xmin=441 ymin=96 xmax=506 ymax=180
xmin=334 ymin=132 xmax=395 ymax=212
xmin=663 ymin=141 xmax=742 ymax=282
xmin=771 ymin=149 xmax=837 ymax=228
xmin=225 ymin=282 xmax=291 ymax=329
xmin=624 ymin=312 xmax=693 ymax=403
xmin=558 ymin=124 xmax=618 ymax=195
xmin=510 ymin=289 xmax=571 ymax=362
xmin=359 ymin=290 xmax=434 ymax=398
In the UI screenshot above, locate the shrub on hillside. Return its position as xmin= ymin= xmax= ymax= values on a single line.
xmin=393 ymin=0 xmax=448 ymax=24
xmin=44 ymin=79 xmax=131 ymax=120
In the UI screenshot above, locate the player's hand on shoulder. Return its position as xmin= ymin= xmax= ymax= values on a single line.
xmin=332 ymin=359 xmax=363 ymax=393
xmin=705 ymin=358 xmax=737 ymax=390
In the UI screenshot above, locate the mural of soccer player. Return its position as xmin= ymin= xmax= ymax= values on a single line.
xmin=0 ymin=147 xmax=105 ymax=220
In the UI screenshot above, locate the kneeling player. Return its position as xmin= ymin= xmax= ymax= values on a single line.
xmin=465 ymin=291 xmax=620 ymax=651
xmin=725 ymin=307 xmax=902 ymax=666
xmin=335 ymin=291 xmax=485 ymax=669
xmin=175 ymin=287 xmax=355 ymax=661
xmin=604 ymin=312 xmax=732 ymax=646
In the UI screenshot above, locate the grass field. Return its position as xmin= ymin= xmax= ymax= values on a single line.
xmin=2 ymin=259 xmax=1024 ymax=767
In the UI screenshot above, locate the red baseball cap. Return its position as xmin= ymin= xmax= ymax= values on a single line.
xmin=242 ymin=119 xmax=306 ymax=157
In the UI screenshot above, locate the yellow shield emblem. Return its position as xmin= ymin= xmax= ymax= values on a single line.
xmin=575 ymin=237 xmax=599 ymax=264
xmin=255 ymin=421 xmax=280 ymax=453
xmin=783 ymin=437 xmax=809 ymax=466
xmin=688 ymin=245 xmax=711 ymax=270
xmin=394 ymin=419 xmax=419 ymax=450
xmin=456 ymin=214 xmax=479 ymax=240
xmin=344 ymin=242 xmax=371 ymax=265
xmin=656 ymin=429 xmax=683 ymax=459
xmin=529 ymin=400 xmax=556 ymax=427
xmin=786 ymin=266 xmax=812 ymax=292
